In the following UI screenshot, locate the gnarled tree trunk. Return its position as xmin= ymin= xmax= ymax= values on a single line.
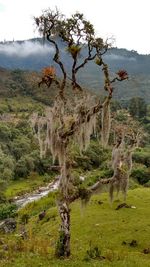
xmin=56 ymin=200 xmax=70 ymax=257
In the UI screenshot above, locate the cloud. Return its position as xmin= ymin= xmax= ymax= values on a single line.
xmin=0 ymin=40 xmax=53 ymax=57
xmin=104 ymin=54 xmax=136 ymax=61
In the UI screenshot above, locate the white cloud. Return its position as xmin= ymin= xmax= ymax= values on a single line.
xmin=105 ymin=54 xmax=136 ymax=61
xmin=0 ymin=41 xmax=53 ymax=57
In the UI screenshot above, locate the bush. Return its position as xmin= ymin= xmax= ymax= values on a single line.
xmin=15 ymin=157 xmax=30 ymax=178
xmin=84 ymin=242 xmax=102 ymax=261
xmin=10 ymin=137 xmax=31 ymax=160
xmin=74 ymin=141 xmax=111 ymax=171
xmin=133 ymin=150 xmax=150 ymax=167
xmin=131 ymin=164 xmax=150 ymax=184
xmin=0 ymin=203 xmax=17 ymax=220
xmin=0 ymin=124 xmax=12 ymax=141
xmin=144 ymin=180 xmax=150 ymax=187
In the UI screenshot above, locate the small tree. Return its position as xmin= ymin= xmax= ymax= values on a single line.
xmin=129 ymin=97 xmax=147 ymax=119
xmin=108 ymin=119 xmax=143 ymax=202
xmin=33 ymin=9 xmax=128 ymax=257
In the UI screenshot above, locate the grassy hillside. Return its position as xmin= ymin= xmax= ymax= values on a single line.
xmin=0 ymin=188 xmax=150 ymax=266
xmin=0 ymin=68 xmax=73 ymax=106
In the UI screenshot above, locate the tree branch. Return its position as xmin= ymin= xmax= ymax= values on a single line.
xmin=68 ymin=176 xmax=116 ymax=204
xmin=47 ymin=35 xmax=67 ymax=98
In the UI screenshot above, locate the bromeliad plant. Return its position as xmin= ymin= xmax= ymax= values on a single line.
xmin=33 ymin=9 xmax=128 ymax=257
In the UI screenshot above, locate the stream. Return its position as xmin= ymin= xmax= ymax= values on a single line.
xmin=0 ymin=179 xmax=60 ymax=230
xmin=14 ymin=178 xmax=59 ymax=208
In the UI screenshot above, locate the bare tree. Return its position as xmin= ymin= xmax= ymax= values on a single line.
xmin=33 ymin=9 xmax=128 ymax=257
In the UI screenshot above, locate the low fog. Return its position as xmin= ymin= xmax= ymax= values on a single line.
xmin=0 ymin=41 xmax=54 ymax=57
xmin=104 ymin=54 xmax=136 ymax=62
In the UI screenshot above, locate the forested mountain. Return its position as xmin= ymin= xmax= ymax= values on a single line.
xmin=0 ymin=38 xmax=150 ymax=102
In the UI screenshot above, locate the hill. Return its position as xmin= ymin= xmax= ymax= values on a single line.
xmin=0 ymin=187 xmax=150 ymax=267
xmin=0 ymin=38 xmax=150 ymax=102
xmin=0 ymin=67 xmax=74 ymax=107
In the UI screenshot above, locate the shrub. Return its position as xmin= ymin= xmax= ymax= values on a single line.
xmin=131 ymin=164 xmax=150 ymax=184
xmin=0 ymin=124 xmax=12 ymax=141
xmin=133 ymin=150 xmax=150 ymax=167
xmin=0 ymin=203 xmax=17 ymax=220
xmin=84 ymin=242 xmax=102 ymax=261
xmin=74 ymin=141 xmax=111 ymax=171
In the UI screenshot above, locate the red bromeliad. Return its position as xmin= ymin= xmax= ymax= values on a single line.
xmin=117 ymin=70 xmax=128 ymax=80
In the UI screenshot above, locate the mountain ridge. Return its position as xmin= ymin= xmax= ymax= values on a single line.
xmin=0 ymin=38 xmax=150 ymax=102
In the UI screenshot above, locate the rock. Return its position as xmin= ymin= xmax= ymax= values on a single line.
xmin=0 ymin=218 xmax=16 ymax=233
xmin=38 ymin=210 xmax=46 ymax=221
xmin=115 ymin=203 xmax=136 ymax=210
xmin=143 ymin=248 xmax=150 ymax=254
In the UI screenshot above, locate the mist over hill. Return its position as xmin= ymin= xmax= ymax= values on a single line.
xmin=0 ymin=38 xmax=150 ymax=102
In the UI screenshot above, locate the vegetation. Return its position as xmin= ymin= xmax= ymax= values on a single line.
xmin=0 ymin=188 xmax=150 ymax=266
xmin=0 ymin=7 xmax=149 ymax=267
xmin=32 ymin=8 xmax=150 ymax=258
xmin=129 ymin=97 xmax=147 ymax=119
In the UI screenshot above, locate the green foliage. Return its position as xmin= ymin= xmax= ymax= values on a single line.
xmin=0 ymin=107 xmax=54 ymax=181
xmin=55 ymin=230 xmax=66 ymax=257
xmin=129 ymin=97 xmax=147 ymax=119
xmin=15 ymin=156 xmax=30 ymax=178
xmin=114 ymin=110 xmax=129 ymax=122
xmin=78 ymin=185 xmax=91 ymax=203
xmin=84 ymin=242 xmax=102 ymax=261
xmin=131 ymin=164 xmax=150 ymax=184
xmin=5 ymin=174 xmax=46 ymax=199
xmin=144 ymin=180 xmax=150 ymax=187
xmin=2 ymin=168 xmax=13 ymax=180
xmin=18 ymin=191 xmax=57 ymax=217
xmin=133 ymin=148 xmax=150 ymax=167
xmin=0 ymin=154 xmax=15 ymax=180
xmin=0 ymin=124 xmax=12 ymax=141
xmin=74 ymin=141 xmax=111 ymax=171
xmin=20 ymin=213 xmax=30 ymax=224
xmin=110 ymin=100 xmax=122 ymax=112
xmin=0 ymin=179 xmax=7 ymax=203
xmin=0 ymin=203 xmax=17 ymax=220
xmin=10 ymin=137 xmax=31 ymax=160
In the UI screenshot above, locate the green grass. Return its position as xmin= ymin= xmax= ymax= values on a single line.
xmin=5 ymin=173 xmax=47 ymax=199
xmin=0 ymin=188 xmax=150 ymax=266
xmin=17 ymin=192 xmax=57 ymax=218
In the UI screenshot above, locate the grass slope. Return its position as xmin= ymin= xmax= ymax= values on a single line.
xmin=0 ymin=188 xmax=150 ymax=266
xmin=5 ymin=174 xmax=48 ymax=199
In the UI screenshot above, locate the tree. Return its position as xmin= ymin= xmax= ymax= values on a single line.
xmin=129 ymin=97 xmax=147 ymax=119
xmin=33 ymin=9 xmax=128 ymax=257
xmin=108 ymin=119 xmax=143 ymax=202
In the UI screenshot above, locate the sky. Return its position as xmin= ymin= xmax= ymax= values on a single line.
xmin=0 ymin=0 xmax=150 ymax=54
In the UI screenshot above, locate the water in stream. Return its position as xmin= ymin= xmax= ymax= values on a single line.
xmin=14 ymin=179 xmax=59 ymax=208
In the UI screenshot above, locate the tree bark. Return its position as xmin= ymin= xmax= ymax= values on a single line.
xmin=56 ymin=200 xmax=71 ymax=257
